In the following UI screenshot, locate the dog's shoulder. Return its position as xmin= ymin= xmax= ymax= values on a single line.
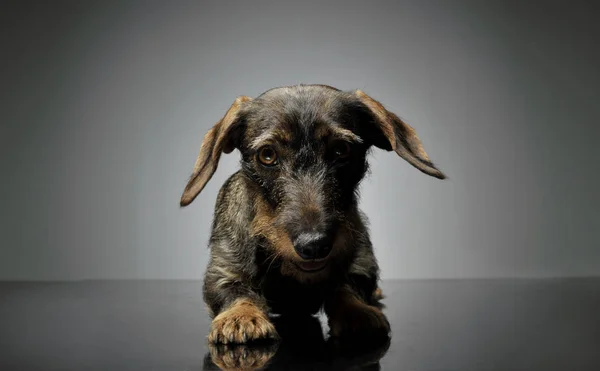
xmin=215 ymin=170 xmax=245 ymax=202
xmin=213 ymin=170 xmax=254 ymax=226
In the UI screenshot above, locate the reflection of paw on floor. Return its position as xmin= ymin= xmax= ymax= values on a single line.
xmin=207 ymin=299 xmax=279 ymax=344
xmin=208 ymin=343 xmax=278 ymax=371
xmin=204 ymin=314 xmax=391 ymax=370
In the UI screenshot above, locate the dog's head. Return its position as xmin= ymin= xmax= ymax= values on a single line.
xmin=180 ymin=85 xmax=445 ymax=282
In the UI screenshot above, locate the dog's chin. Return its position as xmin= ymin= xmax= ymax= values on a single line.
xmin=294 ymin=259 xmax=329 ymax=273
xmin=280 ymin=259 xmax=331 ymax=284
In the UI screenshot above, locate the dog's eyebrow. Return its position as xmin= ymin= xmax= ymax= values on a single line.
xmin=249 ymin=130 xmax=291 ymax=150
xmin=314 ymin=124 xmax=363 ymax=144
xmin=329 ymin=127 xmax=363 ymax=143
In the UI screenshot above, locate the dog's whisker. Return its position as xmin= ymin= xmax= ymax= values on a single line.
xmin=265 ymin=251 xmax=280 ymax=273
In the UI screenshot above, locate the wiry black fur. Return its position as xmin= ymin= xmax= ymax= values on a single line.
xmin=181 ymin=84 xmax=445 ymax=343
xmin=203 ymin=86 xmax=378 ymax=314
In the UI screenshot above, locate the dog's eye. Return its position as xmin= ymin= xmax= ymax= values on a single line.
xmin=258 ymin=146 xmax=278 ymax=166
xmin=331 ymin=141 xmax=351 ymax=160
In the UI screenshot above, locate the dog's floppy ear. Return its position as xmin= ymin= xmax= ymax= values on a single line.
xmin=354 ymin=90 xmax=446 ymax=179
xmin=180 ymin=96 xmax=252 ymax=207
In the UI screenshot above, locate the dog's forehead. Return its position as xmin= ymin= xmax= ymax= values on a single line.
xmin=243 ymin=85 xmax=354 ymax=140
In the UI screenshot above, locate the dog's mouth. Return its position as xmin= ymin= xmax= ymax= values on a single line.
xmin=293 ymin=260 xmax=329 ymax=273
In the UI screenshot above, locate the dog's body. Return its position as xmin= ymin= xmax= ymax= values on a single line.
xmin=180 ymin=84 xmax=445 ymax=344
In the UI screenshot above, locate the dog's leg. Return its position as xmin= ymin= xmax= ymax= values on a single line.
xmin=324 ymin=282 xmax=390 ymax=339
xmin=324 ymin=215 xmax=389 ymax=338
xmin=203 ymin=261 xmax=278 ymax=344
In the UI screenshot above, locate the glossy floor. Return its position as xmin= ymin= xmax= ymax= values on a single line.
xmin=1 ymin=279 xmax=599 ymax=370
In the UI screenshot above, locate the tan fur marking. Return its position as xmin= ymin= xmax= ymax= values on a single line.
xmin=373 ymin=287 xmax=384 ymax=301
xmin=208 ymin=298 xmax=278 ymax=344
xmin=332 ymin=127 xmax=363 ymax=143
xmin=250 ymin=195 xmax=298 ymax=261
xmin=249 ymin=129 xmax=292 ymax=150
xmin=315 ymin=124 xmax=363 ymax=144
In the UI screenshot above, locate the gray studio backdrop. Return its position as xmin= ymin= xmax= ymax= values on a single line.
xmin=1 ymin=0 xmax=599 ymax=281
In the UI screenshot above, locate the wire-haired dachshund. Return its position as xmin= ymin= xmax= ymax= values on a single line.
xmin=180 ymin=84 xmax=446 ymax=344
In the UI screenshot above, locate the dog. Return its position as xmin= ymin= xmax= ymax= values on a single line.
xmin=180 ymin=84 xmax=445 ymax=344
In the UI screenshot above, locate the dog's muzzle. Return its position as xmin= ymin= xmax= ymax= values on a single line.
xmin=292 ymin=232 xmax=332 ymax=261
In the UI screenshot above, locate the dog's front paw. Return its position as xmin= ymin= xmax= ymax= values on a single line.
xmin=326 ymin=289 xmax=391 ymax=340
xmin=208 ymin=342 xmax=278 ymax=371
xmin=208 ymin=299 xmax=279 ymax=344
xmin=329 ymin=303 xmax=390 ymax=339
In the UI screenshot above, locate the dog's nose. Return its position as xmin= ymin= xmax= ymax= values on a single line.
xmin=292 ymin=232 xmax=332 ymax=260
